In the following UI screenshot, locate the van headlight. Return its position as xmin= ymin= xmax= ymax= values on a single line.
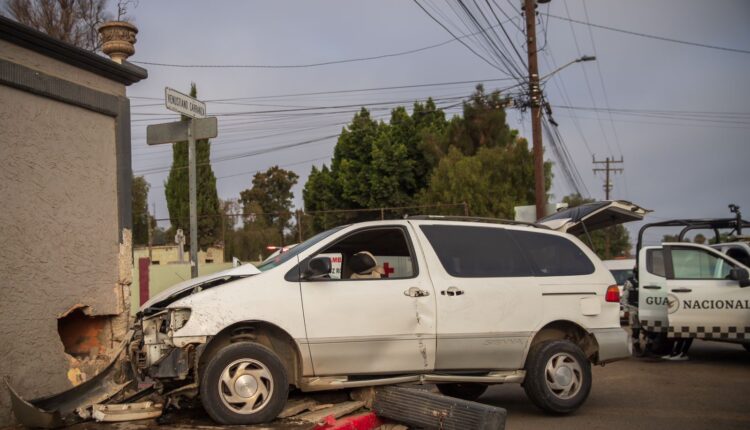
xmin=169 ymin=308 xmax=191 ymax=334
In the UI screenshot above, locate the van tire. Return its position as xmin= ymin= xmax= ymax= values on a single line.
xmin=523 ymin=340 xmax=591 ymax=414
xmin=437 ymin=383 xmax=488 ymax=401
xmin=200 ymin=342 xmax=288 ymax=425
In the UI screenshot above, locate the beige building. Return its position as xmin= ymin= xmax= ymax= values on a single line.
xmin=134 ymin=245 xmax=226 ymax=265
xmin=0 ymin=17 xmax=146 ymax=425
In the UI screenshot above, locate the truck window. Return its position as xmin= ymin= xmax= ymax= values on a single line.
xmin=646 ymin=249 xmax=666 ymax=277
xmin=511 ymin=230 xmax=595 ymax=276
xmin=419 ymin=225 xmax=532 ymax=278
xmin=671 ymin=248 xmax=735 ymax=280
xmin=726 ymin=247 xmax=750 ymax=267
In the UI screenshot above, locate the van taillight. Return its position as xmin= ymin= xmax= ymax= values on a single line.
xmin=605 ymin=285 xmax=620 ymax=303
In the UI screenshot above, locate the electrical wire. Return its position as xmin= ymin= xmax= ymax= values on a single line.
xmin=544 ymin=11 xmax=750 ymax=55
xmin=412 ymin=0 xmax=518 ymax=76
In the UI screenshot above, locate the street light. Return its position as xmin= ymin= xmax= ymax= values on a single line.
xmin=540 ymin=55 xmax=596 ymax=81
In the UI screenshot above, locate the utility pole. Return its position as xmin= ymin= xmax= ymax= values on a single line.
xmin=524 ymin=0 xmax=545 ymax=220
xmin=592 ymin=156 xmax=624 ymax=200
xmin=593 ymin=156 xmax=624 ymax=259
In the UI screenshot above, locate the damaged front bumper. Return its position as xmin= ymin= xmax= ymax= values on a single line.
xmin=6 ymin=332 xmax=133 ymax=428
xmin=7 ymin=308 xmax=208 ymax=428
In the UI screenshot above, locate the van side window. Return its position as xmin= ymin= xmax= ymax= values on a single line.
xmin=671 ymin=248 xmax=734 ymax=280
xmin=318 ymin=227 xmax=415 ymax=280
xmin=646 ymin=249 xmax=666 ymax=277
xmin=511 ymin=230 xmax=595 ymax=276
xmin=419 ymin=225 xmax=532 ymax=278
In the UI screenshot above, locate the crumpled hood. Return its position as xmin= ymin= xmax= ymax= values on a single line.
xmin=140 ymin=263 xmax=260 ymax=311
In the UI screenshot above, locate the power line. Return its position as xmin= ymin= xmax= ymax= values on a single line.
xmin=563 ymin=0 xmax=615 ymax=157
xmin=545 ymin=12 xmax=750 ymax=55
xmin=132 ymin=16 xmax=519 ymax=69
xmin=129 ymin=76 xmax=518 ymax=104
xmin=581 ymin=0 xmax=624 ymax=158
xmin=412 ymin=0 xmax=518 ymax=76
xmin=133 ymin=134 xmax=339 ymax=176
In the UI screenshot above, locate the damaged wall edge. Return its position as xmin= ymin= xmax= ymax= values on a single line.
xmin=0 ymin=26 xmax=142 ymax=425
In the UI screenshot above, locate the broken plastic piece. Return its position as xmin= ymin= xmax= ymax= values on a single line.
xmin=5 ymin=331 xmax=133 ymax=429
xmin=91 ymin=401 xmax=163 ymax=422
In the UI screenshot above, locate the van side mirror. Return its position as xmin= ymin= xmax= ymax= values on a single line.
xmin=729 ymin=267 xmax=750 ymax=287
xmin=303 ymin=256 xmax=332 ymax=280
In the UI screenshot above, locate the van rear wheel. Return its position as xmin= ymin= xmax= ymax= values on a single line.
xmin=523 ymin=340 xmax=591 ymax=414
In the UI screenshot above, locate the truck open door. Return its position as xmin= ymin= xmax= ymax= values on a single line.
xmin=637 ymin=246 xmax=669 ymax=334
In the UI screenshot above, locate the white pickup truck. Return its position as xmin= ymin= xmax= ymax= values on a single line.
xmin=132 ymin=215 xmax=635 ymax=424
xmin=634 ymin=217 xmax=750 ymax=354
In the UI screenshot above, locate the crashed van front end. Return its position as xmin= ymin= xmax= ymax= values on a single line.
xmin=130 ymin=307 xmax=199 ymax=384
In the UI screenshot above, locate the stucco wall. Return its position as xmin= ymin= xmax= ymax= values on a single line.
xmin=0 ymin=85 xmax=127 ymax=424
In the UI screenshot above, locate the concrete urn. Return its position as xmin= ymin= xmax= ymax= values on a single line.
xmin=98 ymin=21 xmax=138 ymax=63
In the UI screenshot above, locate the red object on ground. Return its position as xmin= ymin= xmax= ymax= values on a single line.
xmin=138 ymin=257 xmax=150 ymax=305
xmin=313 ymin=412 xmax=383 ymax=430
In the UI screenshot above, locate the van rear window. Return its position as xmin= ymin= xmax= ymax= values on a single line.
xmin=419 ymin=225 xmax=532 ymax=278
xmin=511 ymin=230 xmax=595 ymax=276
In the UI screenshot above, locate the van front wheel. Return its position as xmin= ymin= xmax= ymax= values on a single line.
xmin=200 ymin=342 xmax=289 ymax=425
xmin=523 ymin=340 xmax=591 ymax=414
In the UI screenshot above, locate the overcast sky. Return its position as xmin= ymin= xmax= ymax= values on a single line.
xmin=123 ymin=0 xmax=750 ymax=246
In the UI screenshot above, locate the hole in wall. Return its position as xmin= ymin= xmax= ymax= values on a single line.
xmin=57 ymin=306 xmax=111 ymax=359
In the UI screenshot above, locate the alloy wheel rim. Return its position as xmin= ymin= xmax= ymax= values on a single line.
xmin=544 ymin=352 xmax=583 ymax=400
xmin=218 ymin=358 xmax=274 ymax=414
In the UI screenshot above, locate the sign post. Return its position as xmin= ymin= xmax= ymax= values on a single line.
xmin=147 ymin=87 xmax=216 ymax=278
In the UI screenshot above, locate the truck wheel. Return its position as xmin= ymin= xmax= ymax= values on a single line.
xmin=200 ymin=342 xmax=288 ymax=425
xmin=523 ymin=340 xmax=591 ymax=414
xmin=436 ymin=383 xmax=487 ymax=401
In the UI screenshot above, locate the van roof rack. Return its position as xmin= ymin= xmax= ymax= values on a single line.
xmin=405 ymin=215 xmax=549 ymax=229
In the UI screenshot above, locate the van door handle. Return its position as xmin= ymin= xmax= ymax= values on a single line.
xmin=671 ymin=288 xmax=692 ymax=293
xmin=441 ymin=286 xmax=465 ymax=296
xmin=404 ymin=287 xmax=430 ymax=298
xmin=643 ymin=286 xmax=661 ymax=290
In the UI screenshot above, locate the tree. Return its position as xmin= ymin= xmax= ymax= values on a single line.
xmin=131 ymin=175 xmax=152 ymax=246
xmin=443 ymin=85 xmax=513 ymax=157
xmin=239 ymin=166 xmax=299 ymax=243
xmin=303 ymin=101 xmax=450 ymax=232
xmin=693 ymin=233 xmax=706 ymax=244
xmin=563 ymin=194 xmax=632 ymax=259
xmin=3 ymin=0 xmax=110 ymax=51
xmin=419 ymin=139 xmax=551 ymax=219
xmin=164 ymin=83 xmax=221 ymax=250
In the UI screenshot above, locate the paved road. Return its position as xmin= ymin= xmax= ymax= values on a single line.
xmin=480 ymin=340 xmax=750 ymax=430
xmin=8 ymin=340 xmax=747 ymax=430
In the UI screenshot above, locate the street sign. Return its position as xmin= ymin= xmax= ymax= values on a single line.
xmin=165 ymin=87 xmax=206 ymax=119
xmin=146 ymin=117 xmax=218 ymax=145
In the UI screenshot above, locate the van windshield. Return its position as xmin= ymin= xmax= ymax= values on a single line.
xmin=255 ymin=225 xmax=347 ymax=272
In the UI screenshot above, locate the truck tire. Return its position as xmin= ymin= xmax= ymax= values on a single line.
xmin=523 ymin=340 xmax=592 ymax=414
xmin=200 ymin=342 xmax=288 ymax=425
xmin=436 ymin=383 xmax=488 ymax=401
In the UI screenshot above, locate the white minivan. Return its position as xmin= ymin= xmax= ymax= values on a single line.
xmin=132 ymin=216 xmax=632 ymax=424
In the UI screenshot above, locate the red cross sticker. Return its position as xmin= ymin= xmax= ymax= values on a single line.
xmin=383 ymin=262 xmax=395 ymax=278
